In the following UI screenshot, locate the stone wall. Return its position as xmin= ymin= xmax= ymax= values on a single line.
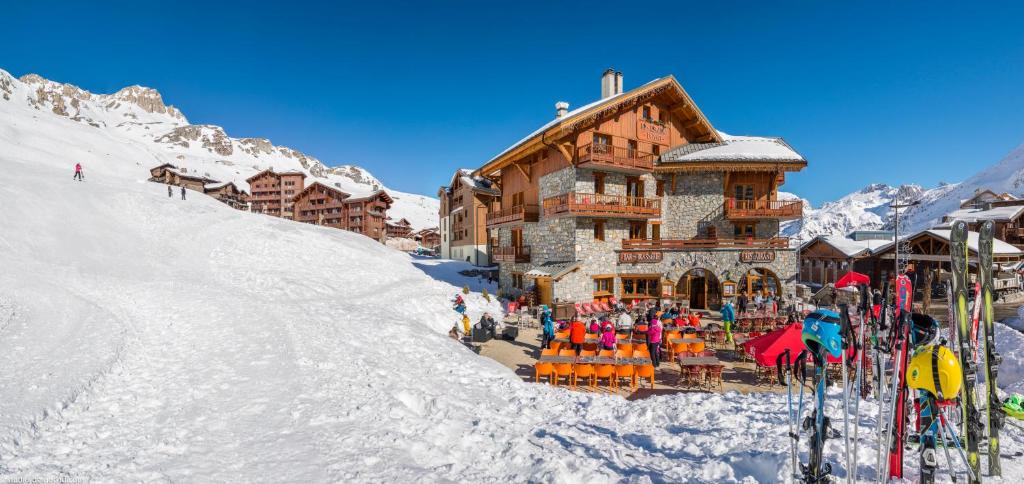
xmin=660 ymin=172 xmax=724 ymax=239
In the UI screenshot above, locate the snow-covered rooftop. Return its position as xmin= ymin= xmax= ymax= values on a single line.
xmin=661 ymin=131 xmax=806 ymax=164
xmin=805 ymin=235 xmax=891 ymax=257
xmin=938 ymin=204 xmax=1024 ymax=225
xmin=872 ymin=229 xmax=1022 ymax=256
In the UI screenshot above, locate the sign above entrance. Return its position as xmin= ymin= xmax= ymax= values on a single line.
xmin=637 ymin=119 xmax=669 ymax=145
xmin=618 ymin=251 xmax=663 ymax=264
xmin=739 ymin=250 xmax=776 ymax=263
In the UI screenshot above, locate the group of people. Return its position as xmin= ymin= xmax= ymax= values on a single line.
xmin=735 ymin=290 xmax=787 ymax=315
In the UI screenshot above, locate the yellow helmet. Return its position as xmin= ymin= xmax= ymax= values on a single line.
xmin=906 ymin=345 xmax=962 ymax=400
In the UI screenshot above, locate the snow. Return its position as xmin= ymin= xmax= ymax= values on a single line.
xmin=4 ymin=68 xmax=1024 ymax=482
xmin=662 ymin=131 xmax=805 ymax=163
xmin=869 ymin=229 xmax=1022 ymax=256
xmin=0 ymin=68 xmax=439 ymax=230
xmin=935 ymin=204 xmax=1024 ymax=226
xmin=781 ymin=184 xmax=926 ymax=243
xmin=802 ymin=235 xmax=891 ymax=257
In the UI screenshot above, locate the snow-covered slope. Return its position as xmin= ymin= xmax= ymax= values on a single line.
xmin=781 ymin=184 xmax=926 ymax=243
xmin=0 ymin=67 xmax=438 ymax=230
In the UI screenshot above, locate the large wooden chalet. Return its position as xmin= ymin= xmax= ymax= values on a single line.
xmin=247 ymin=169 xmax=307 ymax=218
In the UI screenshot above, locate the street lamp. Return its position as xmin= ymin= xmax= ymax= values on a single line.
xmin=890 ymin=198 xmax=921 ymax=277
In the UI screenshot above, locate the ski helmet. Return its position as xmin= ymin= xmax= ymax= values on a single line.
xmin=801 ymin=309 xmax=842 ymax=358
xmin=909 ymin=313 xmax=938 ymax=345
xmin=906 ymin=345 xmax=962 ymax=400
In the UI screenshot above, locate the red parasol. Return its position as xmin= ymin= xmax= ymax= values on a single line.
xmin=835 ymin=271 xmax=870 ymax=288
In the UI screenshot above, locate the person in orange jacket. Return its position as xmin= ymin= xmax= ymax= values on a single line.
xmin=569 ymin=319 xmax=587 ymax=355
xmin=687 ymin=311 xmax=701 ymax=328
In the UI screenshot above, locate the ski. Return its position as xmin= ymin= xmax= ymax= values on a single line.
xmin=950 ymin=219 xmax=982 ymax=483
xmin=884 ymin=274 xmax=913 ymax=480
xmin=978 ymin=219 xmax=1003 ymax=477
xmin=908 ymin=314 xmax=939 ymax=483
xmin=801 ymin=310 xmax=843 ymax=483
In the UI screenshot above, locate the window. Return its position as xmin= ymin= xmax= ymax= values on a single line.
xmin=629 ymin=221 xmax=646 ymax=240
xmin=652 ymin=145 xmax=660 ymax=156
xmin=734 ymin=184 xmax=755 ymax=201
xmin=734 ymin=223 xmax=755 ymax=239
xmin=626 ymin=177 xmax=643 ymax=197
xmin=594 ymin=172 xmax=605 ymax=195
xmin=594 ymin=219 xmax=606 ymax=241
xmin=541 ymin=149 xmax=548 ymax=160
xmin=621 ymin=276 xmax=660 ymax=298
xmin=593 ymin=276 xmax=613 ymax=296
xmin=659 ymin=111 xmax=667 ymax=123
xmin=511 ymin=192 xmax=525 ymax=207
xmin=656 ymin=180 xmax=665 ymax=197
xmin=651 ymin=223 xmax=661 ymax=240
xmin=594 ymin=133 xmax=611 ymax=146
xmin=627 ymin=139 xmax=638 ymax=158
xmin=512 ymin=272 xmax=525 ymax=290
xmin=511 ymin=228 xmax=523 ymax=247
xmin=642 ymin=106 xmax=652 ymax=121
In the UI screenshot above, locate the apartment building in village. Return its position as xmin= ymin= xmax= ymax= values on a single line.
xmin=465 ymin=69 xmax=807 ymax=309
xmin=438 ymin=169 xmax=500 ymax=265
xmin=247 ymin=169 xmax=308 ymax=218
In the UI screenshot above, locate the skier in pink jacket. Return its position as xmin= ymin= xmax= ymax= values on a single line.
xmin=73 ymin=163 xmax=83 ymax=181
xmin=648 ymin=318 xmax=663 ymax=367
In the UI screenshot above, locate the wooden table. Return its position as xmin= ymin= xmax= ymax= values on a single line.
xmin=537 ymin=355 xmax=577 ymax=364
xmin=677 ymin=356 xmax=722 ymax=366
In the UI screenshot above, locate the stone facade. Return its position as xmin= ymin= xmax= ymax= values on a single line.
xmin=496 ymin=165 xmax=798 ymax=309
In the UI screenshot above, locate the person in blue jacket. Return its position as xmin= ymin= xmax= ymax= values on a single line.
xmin=720 ymin=299 xmax=736 ymax=343
xmin=540 ymin=306 xmax=555 ymax=349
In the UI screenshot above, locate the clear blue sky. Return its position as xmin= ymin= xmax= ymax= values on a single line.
xmin=3 ymin=1 xmax=1023 ymax=204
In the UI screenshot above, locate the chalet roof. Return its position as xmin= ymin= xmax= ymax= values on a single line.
xmin=443 ymin=169 xmax=499 ymax=196
xmin=246 ymin=168 xmax=307 ymax=182
xmin=800 ymin=235 xmax=890 ymax=258
xmin=872 ymin=229 xmax=1022 ymax=256
xmin=291 ymin=181 xmax=351 ymax=201
xmin=477 ymin=76 xmax=720 ymax=176
xmin=524 ymin=261 xmax=580 ymax=280
xmin=660 ymin=132 xmax=807 ymax=165
xmin=165 ymin=166 xmax=217 ymax=183
xmin=346 ymin=189 xmax=394 ymax=205
xmin=245 ymin=169 xmax=279 ymax=182
xmin=204 ymin=181 xmax=241 ymax=191
xmin=936 ymin=205 xmax=1024 ymax=226
xmin=960 ymin=189 xmax=1017 ymax=208
xmin=149 ymin=163 xmax=178 ymax=173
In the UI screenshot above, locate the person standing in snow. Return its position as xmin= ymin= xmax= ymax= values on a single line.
xmin=73 ymin=163 xmax=84 ymax=181
xmin=181 ymin=186 xmax=187 ymax=200
xmin=461 ymin=314 xmax=471 ymax=336
xmin=168 ymin=185 xmax=173 ymax=197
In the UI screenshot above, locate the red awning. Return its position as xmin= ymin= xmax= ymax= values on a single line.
xmin=742 ymin=323 xmax=850 ymax=366
xmin=836 ymin=271 xmax=870 ymax=288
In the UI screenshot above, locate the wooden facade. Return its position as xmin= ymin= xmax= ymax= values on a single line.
xmin=386 ymin=218 xmax=413 ymax=238
xmin=247 ymin=169 xmax=306 ymax=218
xmin=345 ymin=190 xmax=393 ymax=242
xmin=439 ymin=169 xmax=498 ymax=265
xmin=149 ymin=163 xmax=217 ymax=192
xmin=203 ymin=182 xmax=248 ymax=210
xmin=292 ymin=182 xmax=350 ymax=228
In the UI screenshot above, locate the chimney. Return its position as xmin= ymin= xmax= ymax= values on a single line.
xmin=601 ymin=68 xmax=616 ymax=99
xmin=555 ymin=101 xmax=569 ymax=119
xmin=614 ymin=71 xmax=623 ymax=95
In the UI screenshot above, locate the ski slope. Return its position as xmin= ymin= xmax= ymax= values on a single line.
xmin=3 ymin=79 xmax=1024 ymax=484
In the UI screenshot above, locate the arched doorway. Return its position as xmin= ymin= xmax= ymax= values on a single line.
xmin=743 ymin=268 xmax=781 ymax=297
xmin=677 ymin=268 xmax=721 ymax=310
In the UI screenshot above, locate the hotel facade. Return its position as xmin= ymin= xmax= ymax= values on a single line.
xmin=472 ymin=70 xmax=807 ymax=310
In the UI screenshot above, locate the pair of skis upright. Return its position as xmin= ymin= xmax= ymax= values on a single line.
xmin=949 ymin=219 xmax=1003 ymax=483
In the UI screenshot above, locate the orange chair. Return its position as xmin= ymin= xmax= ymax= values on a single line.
xmin=683 ymin=365 xmax=703 ymax=388
xmin=552 ymin=361 xmax=573 ymax=386
xmin=595 ymin=363 xmax=617 ymax=391
xmin=534 ymin=362 xmax=555 ymax=383
xmin=549 ymin=341 xmax=563 ymax=352
xmin=558 ymin=349 xmax=576 ymax=357
xmin=541 ymin=348 xmax=557 ymax=357
xmin=598 ymin=349 xmax=615 ymax=358
xmin=633 ymin=346 xmax=651 ymax=358
xmin=664 ymin=330 xmax=682 ymax=344
xmin=580 ymin=349 xmax=597 ymax=357
xmin=635 ymin=364 xmax=656 ymax=389
xmin=573 ymin=363 xmax=596 ymax=389
xmin=615 ymin=348 xmax=633 ymax=358
xmin=615 ymin=364 xmax=636 ymax=392
xmin=688 ymin=341 xmax=706 ymax=353
xmin=670 ymin=342 xmax=689 ymax=362
xmin=582 ymin=342 xmax=598 ymax=352
xmin=615 ymin=333 xmax=627 ymax=340
xmin=555 ymin=330 xmax=570 ymax=339
xmin=618 ymin=343 xmax=633 ymax=354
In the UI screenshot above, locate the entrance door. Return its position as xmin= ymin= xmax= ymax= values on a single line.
xmin=536 ymin=277 xmax=553 ymax=307
xmin=689 ymin=276 xmax=707 ymax=309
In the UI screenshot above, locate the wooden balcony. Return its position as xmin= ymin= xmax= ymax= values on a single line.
xmin=485 ymin=204 xmax=540 ymax=228
xmin=577 ymin=143 xmax=655 ymax=173
xmin=543 ymin=192 xmax=660 ymax=219
xmin=723 ymin=198 xmax=803 ymax=220
xmin=492 ymin=245 xmax=531 ymax=263
xmin=622 ymin=237 xmax=791 ymax=250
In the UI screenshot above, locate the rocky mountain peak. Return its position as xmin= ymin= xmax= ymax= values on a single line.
xmin=110 ymin=85 xmax=185 ymax=120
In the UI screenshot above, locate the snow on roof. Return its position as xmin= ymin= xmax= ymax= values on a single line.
xmin=941 ymin=205 xmax=1024 ymax=224
xmin=204 ymin=181 xmax=234 ymax=190
xmin=459 ymin=175 xmax=499 ymax=195
xmin=874 ymin=229 xmax=1021 ymax=255
xmin=661 ymin=131 xmax=805 ymax=163
xmin=807 ymin=235 xmax=891 ymax=257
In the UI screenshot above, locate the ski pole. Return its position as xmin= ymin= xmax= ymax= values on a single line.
xmin=839 ymin=305 xmax=853 ymax=484
xmin=940 ymin=412 xmax=978 ymax=483
xmin=851 ymin=294 xmax=869 ymax=483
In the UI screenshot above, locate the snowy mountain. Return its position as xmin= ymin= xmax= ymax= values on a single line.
xmin=0 ymin=68 xmax=439 ymax=230
xmin=781 ymin=183 xmax=927 ymax=243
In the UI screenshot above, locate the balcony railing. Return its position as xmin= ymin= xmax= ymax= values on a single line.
xmin=577 ymin=143 xmax=656 ymax=172
xmin=723 ymin=198 xmax=803 ymax=220
xmin=492 ymin=245 xmax=531 ymax=263
xmin=485 ymin=204 xmax=540 ymax=228
xmin=621 ymin=237 xmax=791 ymax=250
xmin=543 ymin=192 xmax=660 ymax=218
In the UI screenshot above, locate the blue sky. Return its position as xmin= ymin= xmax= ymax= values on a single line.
xmin=3 ymin=1 xmax=1023 ymax=204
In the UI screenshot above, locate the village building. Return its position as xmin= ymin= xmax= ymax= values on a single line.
xmin=473 ymin=70 xmax=806 ymax=310
xmin=247 ymin=169 xmax=307 ymax=218
xmin=149 ymin=163 xmax=217 ymax=192
xmin=937 ymin=194 xmax=1024 ymax=248
xmin=386 ymin=218 xmax=414 ymax=239
xmin=344 ymin=190 xmax=394 ymax=242
xmin=292 ymin=182 xmax=351 ymax=228
xmin=203 ymin=181 xmax=249 ymax=210
xmin=798 ymin=234 xmax=891 ymax=287
xmin=438 ymin=169 xmax=500 ymax=266
xmin=957 ymin=189 xmax=1018 ymax=210
xmin=413 ymin=228 xmax=441 ymax=250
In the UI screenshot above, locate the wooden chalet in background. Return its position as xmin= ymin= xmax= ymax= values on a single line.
xmin=386 ymin=218 xmax=414 ymax=238
xmin=203 ymin=182 xmax=248 ymax=210
xmin=247 ymin=169 xmax=307 ymax=218
xmin=149 ymin=163 xmax=218 ymax=192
